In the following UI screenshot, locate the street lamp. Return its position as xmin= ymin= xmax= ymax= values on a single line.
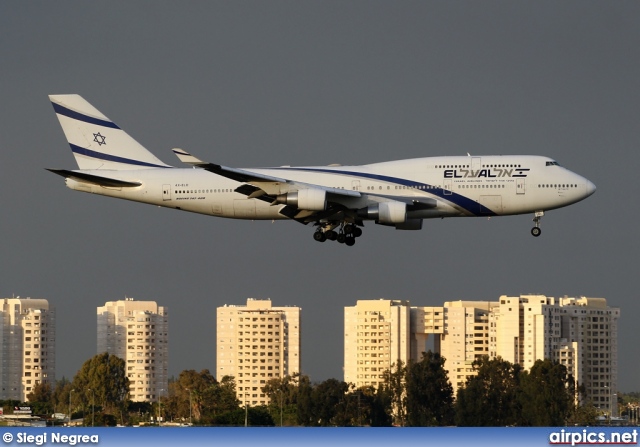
xmin=244 ymin=393 xmax=248 ymax=427
xmin=158 ymin=389 xmax=165 ymax=426
xmin=68 ymin=389 xmax=74 ymax=427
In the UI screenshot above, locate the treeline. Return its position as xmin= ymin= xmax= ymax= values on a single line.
xmin=19 ymin=352 xmax=604 ymax=426
xmin=23 ymin=353 xmax=136 ymax=426
xmin=263 ymin=353 xmax=597 ymax=426
xmin=21 ymin=354 xmax=249 ymax=426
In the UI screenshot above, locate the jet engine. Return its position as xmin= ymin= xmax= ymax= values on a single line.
xmin=275 ymin=189 xmax=327 ymax=211
xmin=357 ymin=201 xmax=407 ymax=224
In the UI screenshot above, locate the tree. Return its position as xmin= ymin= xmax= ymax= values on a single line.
xmin=330 ymin=384 xmax=360 ymax=427
xmin=71 ymin=353 xmax=129 ymax=417
xmin=262 ymin=375 xmax=300 ymax=426
xmin=211 ymin=405 xmax=274 ymax=426
xmin=518 ymin=359 xmax=575 ymax=426
xmin=51 ymin=377 xmax=72 ymax=414
xmin=331 ymin=385 xmax=392 ymax=427
xmin=565 ymin=383 xmax=598 ymax=426
xmin=289 ymin=376 xmax=392 ymax=427
xmin=567 ymin=403 xmax=599 ymax=426
xmin=296 ymin=374 xmax=315 ymax=426
xmin=27 ymin=381 xmax=52 ymax=404
xmin=367 ymin=385 xmax=393 ymax=427
xmin=293 ymin=375 xmax=352 ymax=426
xmin=164 ymin=370 xmax=240 ymax=425
xmin=167 ymin=369 xmax=216 ymax=422
xmin=127 ymin=400 xmax=153 ymax=426
xmin=23 ymin=377 xmax=73 ymax=420
xmin=380 ymin=360 xmax=407 ymax=426
xmin=311 ymin=378 xmax=350 ymax=426
xmin=200 ymin=375 xmax=240 ymax=424
xmin=405 ymin=351 xmax=455 ymax=426
xmin=26 ymin=382 xmax=53 ymax=416
xmin=455 ymin=356 xmax=522 ymax=426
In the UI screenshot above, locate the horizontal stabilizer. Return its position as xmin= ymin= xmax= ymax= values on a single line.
xmin=46 ymin=169 xmax=142 ymax=187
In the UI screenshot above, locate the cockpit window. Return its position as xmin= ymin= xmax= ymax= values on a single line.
xmin=546 ymin=161 xmax=560 ymax=166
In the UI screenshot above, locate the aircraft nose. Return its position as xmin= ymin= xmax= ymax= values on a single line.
xmin=585 ymin=179 xmax=596 ymax=197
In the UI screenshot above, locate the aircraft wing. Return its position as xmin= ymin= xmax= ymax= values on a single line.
xmin=173 ymin=148 xmax=287 ymax=183
xmin=173 ymin=148 xmax=359 ymax=193
xmin=172 ymin=148 xmax=436 ymax=224
xmin=173 ymin=149 xmax=363 ymax=221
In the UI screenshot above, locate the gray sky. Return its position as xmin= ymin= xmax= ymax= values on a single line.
xmin=1 ymin=2 xmax=638 ymax=392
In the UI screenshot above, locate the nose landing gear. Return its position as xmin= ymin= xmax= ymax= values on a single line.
xmin=531 ymin=211 xmax=544 ymax=237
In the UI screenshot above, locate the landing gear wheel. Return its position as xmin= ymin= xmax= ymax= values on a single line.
xmin=313 ymin=231 xmax=327 ymax=242
xmin=345 ymin=236 xmax=356 ymax=246
xmin=337 ymin=233 xmax=346 ymax=244
xmin=352 ymin=227 xmax=363 ymax=238
xmin=531 ymin=211 xmax=544 ymax=238
xmin=344 ymin=224 xmax=354 ymax=235
xmin=326 ymin=230 xmax=338 ymax=241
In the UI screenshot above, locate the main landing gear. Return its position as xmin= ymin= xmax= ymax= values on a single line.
xmin=531 ymin=211 xmax=544 ymax=237
xmin=313 ymin=223 xmax=363 ymax=246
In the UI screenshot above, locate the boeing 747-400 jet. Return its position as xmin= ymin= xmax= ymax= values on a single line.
xmin=48 ymin=94 xmax=596 ymax=246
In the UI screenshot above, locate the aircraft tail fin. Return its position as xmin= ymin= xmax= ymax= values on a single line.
xmin=49 ymin=94 xmax=172 ymax=170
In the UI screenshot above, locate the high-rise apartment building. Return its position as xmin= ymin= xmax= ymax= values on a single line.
xmin=345 ymin=295 xmax=619 ymax=414
xmin=217 ymin=298 xmax=300 ymax=406
xmin=97 ymin=298 xmax=168 ymax=402
xmin=345 ymin=300 xmax=493 ymax=390
xmin=0 ymin=297 xmax=56 ymax=401
xmin=344 ymin=299 xmax=412 ymax=388
xmin=435 ymin=301 xmax=494 ymax=390
xmin=489 ymin=295 xmax=619 ymax=415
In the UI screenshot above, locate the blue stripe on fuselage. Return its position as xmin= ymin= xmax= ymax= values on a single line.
xmin=274 ymin=167 xmax=497 ymax=217
xmin=70 ymin=144 xmax=170 ymax=168
xmin=52 ymin=102 xmax=120 ymax=129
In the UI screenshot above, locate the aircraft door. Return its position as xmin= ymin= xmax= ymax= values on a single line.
xmin=444 ymin=179 xmax=452 ymax=195
xmin=516 ymin=178 xmax=525 ymax=195
xmin=162 ymin=184 xmax=172 ymax=201
xmin=352 ymin=180 xmax=361 ymax=191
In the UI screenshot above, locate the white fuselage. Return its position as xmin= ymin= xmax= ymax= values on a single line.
xmin=63 ymin=155 xmax=595 ymax=222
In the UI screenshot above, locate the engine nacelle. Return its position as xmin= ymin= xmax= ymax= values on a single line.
xmin=358 ymin=201 xmax=407 ymax=224
xmin=275 ymin=189 xmax=327 ymax=211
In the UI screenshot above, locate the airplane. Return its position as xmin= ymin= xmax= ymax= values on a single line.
xmin=47 ymin=94 xmax=596 ymax=246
